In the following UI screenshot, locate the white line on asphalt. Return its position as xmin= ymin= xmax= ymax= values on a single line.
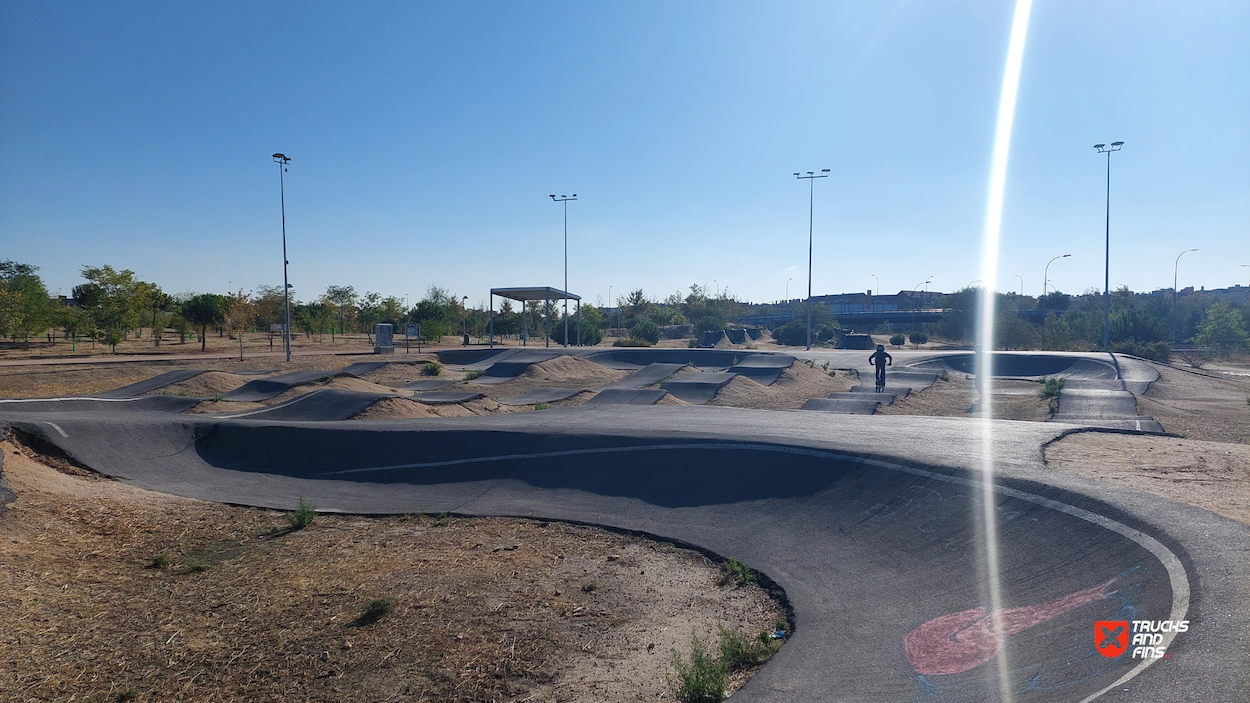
xmin=323 ymin=440 xmax=1189 ymax=701
xmin=209 ymin=390 xmax=325 ymax=419
xmin=43 ymin=422 xmax=68 ymax=438
xmin=0 ymin=397 xmax=143 ymax=403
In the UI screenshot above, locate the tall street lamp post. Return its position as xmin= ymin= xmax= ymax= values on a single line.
xmin=272 ymin=153 xmax=292 ymax=363
xmin=794 ymin=169 xmax=831 ymax=350
xmin=1014 ymin=274 xmax=1023 ymax=296
xmin=462 ymin=296 xmax=469 ymax=344
xmin=786 ymin=277 xmax=792 ymax=302
xmin=911 ymin=277 xmax=932 ymax=334
xmin=1094 ymin=141 xmax=1124 ymax=352
xmin=1040 ymin=253 xmax=1071 ymax=350
xmin=871 ymin=274 xmax=879 ymax=296
xmin=550 ymin=194 xmax=577 ymax=347
xmin=1172 ymin=248 xmax=1199 ymax=344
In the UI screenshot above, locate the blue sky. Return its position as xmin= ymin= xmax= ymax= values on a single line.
xmin=2 ymin=1 xmax=1247 ymax=308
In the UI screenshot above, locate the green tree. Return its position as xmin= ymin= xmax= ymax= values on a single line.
xmin=74 ymin=265 xmax=146 ymax=347
xmin=322 ymin=285 xmax=358 ymax=337
xmin=630 ymin=318 xmax=662 ymax=344
xmin=0 ymin=261 xmax=53 ymax=342
xmin=1194 ymin=301 xmax=1249 ymax=358
xmin=181 ymin=294 xmax=227 ymax=352
xmin=1041 ymin=313 xmax=1072 ymax=351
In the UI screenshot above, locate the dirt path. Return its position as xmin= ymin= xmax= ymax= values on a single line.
xmin=0 ymin=438 xmax=785 ymax=702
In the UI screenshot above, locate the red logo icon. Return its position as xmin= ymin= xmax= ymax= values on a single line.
xmin=1095 ymin=620 xmax=1129 ymax=658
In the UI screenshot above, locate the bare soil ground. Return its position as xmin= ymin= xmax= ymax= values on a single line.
xmin=875 ymin=374 xmax=1052 ymax=422
xmin=148 ymin=371 xmax=255 ymax=397
xmin=0 ymin=437 xmax=785 ymax=702
xmin=708 ymin=361 xmax=853 ymax=410
xmin=1135 ymin=363 xmax=1250 ymax=444
xmin=1045 ymin=432 xmax=1250 ymax=526
xmin=0 ymin=353 xmax=399 ymax=399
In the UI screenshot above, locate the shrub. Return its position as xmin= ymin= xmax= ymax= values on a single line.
xmin=1038 ymin=377 xmax=1065 ymax=400
xmin=185 ymin=555 xmax=209 ymax=573
xmin=354 ymin=597 xmax=396 ymax=626
xmin=534 ymin=402 xmax=551 ymax=410
xmin=630 ymin=319 xmax=662 ymax=344
xmin=550 ymin=318 xmax=604 ymax=346
xmin=718 ymin=625 xmax=779 ymax=670
xmin=613 ymin=337 xmax=653 ymax=347
xmin=287 ymin=497 xmax=316 ymax=530
xmin=889 ymin=333 xmax=905 ymax=347
xmin=1110 ymin=338 xmax=1171 ymax=364
xmin=422 ymin=361 xmax=443 ymax=376
xmin=148 ymin=553 xmax=171 ymax=570
xmin=772 ymin=320 xmax=808 ymax=347
xmin=938 ymin=371 xmax=950 ymax=382
xmin=464 ymin=369 xmax=484 ymax=380
xmin=719 ymin=558 xmax=755 ymax=586
xmin=909 ymin=331 xmax=928 ymax=346
xmin=669 ymin=634 xmax=727 ymax=703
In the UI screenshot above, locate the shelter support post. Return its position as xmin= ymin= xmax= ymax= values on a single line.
xmin=489 ymin=294 xmax=494 ymax=349
xmin=576 ymin=301 xmax=581 ymax=346
xmin=522 ymin=305 xmax=528 ymax=347
xmin=544 ymin=296 xmax=550 ymax=348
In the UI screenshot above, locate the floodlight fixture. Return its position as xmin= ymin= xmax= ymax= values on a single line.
xmin=1093 ymin=140 xmax=1125 ymax=350
xmin=273 ymin=152 xmax=293 ymax=362
xmin=549 ymin=193 xmax=580 ymax=346
xmin=793 ymin=168 xmax=832 ymax=350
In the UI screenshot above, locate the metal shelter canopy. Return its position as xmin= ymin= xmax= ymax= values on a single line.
xmin=489 ymin=287 xmax=582 ymax=349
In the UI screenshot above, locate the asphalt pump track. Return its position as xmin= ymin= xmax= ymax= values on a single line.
xmin=0 ymin=352 xmax=1246 ymax=701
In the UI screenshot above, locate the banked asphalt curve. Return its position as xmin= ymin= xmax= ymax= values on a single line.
xmin=0 ymin=350 xmax=1246 ymax=702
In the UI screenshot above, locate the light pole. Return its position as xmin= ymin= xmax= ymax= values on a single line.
xmin=550 ymin=194 xmax=577 ymax=347
xmin=714 ymin=280 xmax=719 ymax=298
xmin=911 ymin=277 xmax=932 ymax=334
xmin=1094 ymin=141 xmax=1124 ymax=352
xmin=967 ymin=279 xmax=983 ymax=289
xmin=1014 ymin=274 xmax=1023 ymax=296
xmin=795 ymin=168 xmax=831 ymax=349
xmin=1040 ymin=253 xmax=1071 ymax=350
xmin=871 ymin=274 xmax=879 ymax=296
xmin=1172 ymin=248 xmax=1199 ymax=344
xmin=272 ymin=153 xmax=292 ymax=363
xmin=462 ymin=296 xmax=469 ymax=344
xmin=786 ymin=277 xmax=793 ymax=302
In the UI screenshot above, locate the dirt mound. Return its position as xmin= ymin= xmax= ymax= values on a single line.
xmin=149 ymin=371 xmax=251 ymax=397
xmin=521 ymin=356 xmax=626 ymax=384
xmin=708 ymin=361 xmax=848 ymax=410
xmin=352 ymin=396 xmax=518 ymax=420
xmin=352 ymin=397 xmax=440 ymax=419
xmin=655 ymin=393 xmax=691 ymax=406
xmin=326 ymin=376 xmax=405 ymax=395
xmin=358 ymin=357 xmax=440 ymax=382
xmin=185 ymin=400 xmax=266 ymax=415
xmin=707 ymin=375 xmax=771 ymax=406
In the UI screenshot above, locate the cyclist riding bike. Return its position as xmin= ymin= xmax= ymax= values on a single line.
xmin=869 ymin=344 xmax=892 ymax=392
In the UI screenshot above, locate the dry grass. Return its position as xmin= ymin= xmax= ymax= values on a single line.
xmin=0 ymin=438 xmax=785 ymax=702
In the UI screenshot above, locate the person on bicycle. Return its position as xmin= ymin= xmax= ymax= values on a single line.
xmin=869 ymin=344 xmax=892 ymax=389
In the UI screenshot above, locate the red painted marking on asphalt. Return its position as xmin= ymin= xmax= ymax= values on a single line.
xmin=904 ymin=579 xmax=1116 ymax=675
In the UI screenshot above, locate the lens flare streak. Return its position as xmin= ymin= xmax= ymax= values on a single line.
xmin=976 ymin=1 xmax=1033 ymax=701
